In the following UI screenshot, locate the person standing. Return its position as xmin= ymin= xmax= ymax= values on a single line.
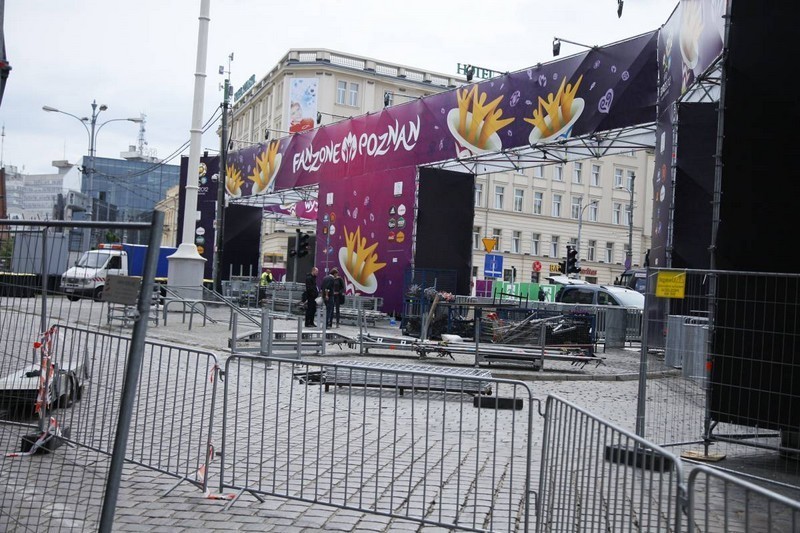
xmin=304 ymin=266 xmax=319 ymax=327
xmin=259 ymin=268 xmax=273 ymax=305
xmin=321 ymin=268 xmax=336 ymax=328
xmin=332 ymin=268 xmax=345 ymax=328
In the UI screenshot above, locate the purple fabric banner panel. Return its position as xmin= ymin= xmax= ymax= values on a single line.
xmin=263 ymin=200 xmax=318 ymax=220
xmin=178 ymin=154 xmax=219 ymax=281
xmin=226 ymin=31 xmax=659 ymax=197
xmin=316 ymin=166 xmax=417 ymax=315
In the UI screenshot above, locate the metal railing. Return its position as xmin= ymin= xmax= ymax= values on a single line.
xmin=218 ymin=355 xmax=536 ymax=532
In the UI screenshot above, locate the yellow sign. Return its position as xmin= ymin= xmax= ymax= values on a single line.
xmin=655 ymin=270 xmax=686 ymax=299
xmin=482 ymin=237 xmax=497 ymax=253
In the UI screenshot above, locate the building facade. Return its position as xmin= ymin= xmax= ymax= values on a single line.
xmin=227 ymin=48 xmax=653 ymax=286
xmin=1 ymin=162 xmax=75 ymax=221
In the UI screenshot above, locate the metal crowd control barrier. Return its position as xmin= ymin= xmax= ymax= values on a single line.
xmin=218 ymin=355 xmax=536 ymax=532
xmin=0 ymin=324 xmax=219 ymax=531
xmin=639 ymin=268 xmax=800 ymax=494
xmin=229 ymin=308 xmax=368 ymax=359
xmin=537 ymin=395 xmax=684 ymax=532
xmin=687 ymin=465 xmax=800 ymax=531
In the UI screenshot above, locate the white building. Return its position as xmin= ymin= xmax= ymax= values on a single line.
xmin=2 ymin=161 xmax=79 ymax=220
xmin=228 ymin=49 xmax=653 ymax=286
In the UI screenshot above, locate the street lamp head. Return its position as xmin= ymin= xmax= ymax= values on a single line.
xmin=42 ymin=105 xmax=59 ymax=113
xmin=127 ymin=117 xmax=144 ymax=123
xmin=99 ymin=104 xmax=108 ymax=112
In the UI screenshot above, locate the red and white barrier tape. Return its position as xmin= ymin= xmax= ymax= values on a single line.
xmin=6 ymin=417 xmax=62 ymax=458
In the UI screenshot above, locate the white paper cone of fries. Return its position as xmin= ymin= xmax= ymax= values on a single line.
xmin=529 ymin=98 xmax=584 ymax=144
xmin=251 ymin=153 xmax=281 ymax=195
xmin=339 ymin=247 xmax=378 ymax=294
xmin=447 ymin=109 xmax=502 ymax=156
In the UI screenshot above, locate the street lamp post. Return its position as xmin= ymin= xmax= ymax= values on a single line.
xmin=615 ymin=174 xmax=636 ymax=270
xmin=576 ymin=199 xmax=598 ymax=274
xmin=43 ymin=102 xmax=141 ymax=238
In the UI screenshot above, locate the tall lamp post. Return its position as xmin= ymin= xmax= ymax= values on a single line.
xmin=616 ymin=174 xmax=635 ymax=270
xmin=576 ymin=199 xmax=598 ymax=274
xmin=43 ymin=102 xmax=141 ymax=240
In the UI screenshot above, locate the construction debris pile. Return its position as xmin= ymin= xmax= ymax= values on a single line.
xmin=484 ymin=311 xmax=594 ymax=347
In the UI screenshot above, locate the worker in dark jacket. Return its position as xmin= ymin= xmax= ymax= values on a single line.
xmin=303 ymin=267 xmax=319 ymax=327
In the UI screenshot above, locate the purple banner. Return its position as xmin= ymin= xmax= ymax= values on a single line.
xmin=227 ymin=31 xmax=659 ymax=197
xmin=316 ymin=166 xmax=417 ymax=315
xmin=178 ymin=155 xmax=219 ymax=281
xmin=263 ymin=200 xmax=318 ymax=220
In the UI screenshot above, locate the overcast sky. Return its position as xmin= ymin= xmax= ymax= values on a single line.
xmin=1 ymin=0 xmax=678 ymax=175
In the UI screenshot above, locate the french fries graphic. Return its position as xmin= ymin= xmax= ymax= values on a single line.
xmin=225 ymin=163 xmax=243 ymax=197
xmin=342 ymin=226 xmax=386 ymax=286
xmin=248 ymin=141 xmax=280 ymax=194
xmin=524 ymin=75 xmax=583 ymax=139
xmin=454 ymin=85 xmax=515 ymax=150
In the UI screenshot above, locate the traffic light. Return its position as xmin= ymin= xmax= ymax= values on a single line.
xmin=558 ymin=261 xmax=566 ymax=274
xmin=297 ymin=231 xmax=311 ymax=257
xmin=566 ymin=245 xmax=579 ymax=274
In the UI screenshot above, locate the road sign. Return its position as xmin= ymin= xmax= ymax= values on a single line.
xmin=482 ymin=237 xmax=497 ymax=253
xmin=484 ymin=254 xmax=503 ymax=278
xmin=533 ymin=260 xmax=542 ymax=272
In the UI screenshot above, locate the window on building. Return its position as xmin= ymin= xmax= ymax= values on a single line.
xmin=513 ymin=188 xmax=524 ymax=212
xmin=473 ymin=226 xmax=481 ymax=250
xmin=472 ymin=265 xmax=478 ymax=278
xmin=613 ymin=202 xmax=622 ymax=225
xmin=614 ymin=168 xmax=623 ymax=188
xmin=533 ymin=191 xmax=543 ymax=215
xmin=348 ymin=82 xmax=360 ymax=106
xmin=573 ymin=162 xmax=583 ymax=184
xmin=591 ymin=164 xmax=601 ymax=186
xmin=588 ymin=240 xmax=596 ymax=261
xmin=550 ymin=236 xmax=560 ymax=258
xmin=494 ymin=185 xmax=504 ymax=209
xmin=552 ymin=194 xmax=562 ymax=217
xmin=605 ymin=242 xmax=614 ymax=263
xmin=554 ymin=164 xmax=564 ymax=181
xmin=493 ymin=228 xmax=502 ymax=250
xmin=586 ymin=201 xmax=598 ymax=222
xmin=571 ymin=196 xmax=582 ymax=220
xmin=531 ymin=233 xmax=541 ymax=256
xmin=626 ymin=169 xmax=636 ymax=191
xmin=512 ymin=231 xmax=521 ymax=253
xmin=533 ymin=165 xmax=544 ymax=178
xmin=336 ymin=81 xmax=347 ymax=105
xmin=474 ymin=183 xmax=483 ymax=208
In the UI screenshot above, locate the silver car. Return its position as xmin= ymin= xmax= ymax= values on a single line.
xmin=555 ymin=283 xmax=645 ymax=308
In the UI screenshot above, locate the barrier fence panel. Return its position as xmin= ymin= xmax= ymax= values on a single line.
xmin=639 ymin=268 xmax=800 ymax=493
xmin=687 ymin=465 xmax=800 ymax=531
xmin=0 ymin=217 xmax=222 ymax=531
xmin=219 ymin=355 xmax=536 ymax=532
xmin=0 ymin=322 xmax=219 ymax=531
xmin=537 ymin=394 xmax=684 ymax=532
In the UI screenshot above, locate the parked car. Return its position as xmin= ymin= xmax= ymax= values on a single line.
xmin=555 ymin=283 xmax=645 ymax=309
xmin=545 ymin=274 xmax=591 ymax=286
